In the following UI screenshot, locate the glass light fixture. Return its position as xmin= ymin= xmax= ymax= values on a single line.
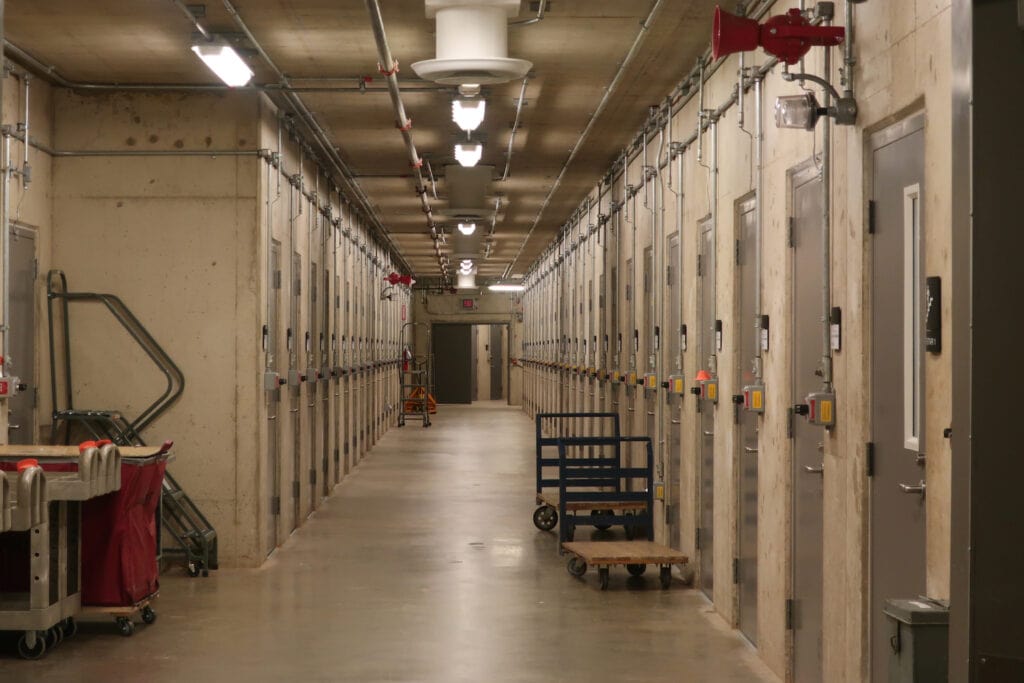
xmin=191 ymin=42 xmax=254 ymax=87
xmin=457 ymin=222 xmax=477 ymax=236
xmin=452 ymin=99 xmax=486 ymax=132
xmin=774 ymin=92 xmax=821 ymax=130
xmin=488 ymin=283 xmax=525 ymax=292
xmin=454 ymin=143 xmax=483 ymax=168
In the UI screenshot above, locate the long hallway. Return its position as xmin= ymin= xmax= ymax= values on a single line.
xmin=1 ymin=403 xmax=776 ymax=682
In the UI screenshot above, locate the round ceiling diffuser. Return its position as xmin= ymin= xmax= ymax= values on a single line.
xmin=412 ymin=2 xmax=532 ymax=85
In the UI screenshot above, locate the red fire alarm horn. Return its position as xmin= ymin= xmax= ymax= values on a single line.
xmin=712 ymin=6 xmax=845 ymax=65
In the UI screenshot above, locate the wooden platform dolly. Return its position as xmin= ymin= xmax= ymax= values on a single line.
xmin=532 ymin=412 xmax=622 ymax=532
xmin=562 ymin=541 xmax=689 ymax=591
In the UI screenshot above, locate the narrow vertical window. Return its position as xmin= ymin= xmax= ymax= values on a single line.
xmin=903 ymin=184 xmax=921 ymax=450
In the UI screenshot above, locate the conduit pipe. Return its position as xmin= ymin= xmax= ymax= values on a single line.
xmin=21 ymin=74 xmax=29 ymax=190
xmin=709 ymin=118 xmax=719 ymax=377
xmin=753 ymin=74 xmax=764 ymax=381
xmin=502 ymin=75 xmax=529 ymax=181
xmin=820 ymin=27 xmax=833 ymax=388
xmin=171 ymin=0 xmax=211 ymax=40
xmin=503 ymin=0 xmax=665 ymax=279
xmin=510 ymin=0 xmax=546 ymax=26
xmin=1 ymin=134 xmax=10 ymax=371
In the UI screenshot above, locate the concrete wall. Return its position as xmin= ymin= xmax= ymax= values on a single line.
xmin=520 ymin=1 xmax=953 ymax=680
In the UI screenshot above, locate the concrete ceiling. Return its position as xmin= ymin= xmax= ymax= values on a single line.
xmin=5 ymin=0 xmax=719 ymax=279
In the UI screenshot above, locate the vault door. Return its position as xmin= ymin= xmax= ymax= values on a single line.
xmin=736 ymin=198 xmax=759 ymax=644
xmin=698 ymin=217 xmax=715 ymax=598
xmin=322 ymin=265 xmax=331 ymax=496
xmin=289 ymin=251 xmax=302 ymax=530
xmin=643 ymin=246 xmax=656 ymax=444
xmin=433 ymin=324 xmax=473 ymax=403
xmin=308 ymin=261 xmax=319 ymax=510
xmin=666 ymin=234 xmax=682 ymax=549
xmin=490 ymin=324 xmax=504 ymax=401
xmin=334 ymin=273 xmax=341 ymax=485
xmin=265 ymin=240 xmax=282 ymax=554
xmin=7 ymin=226 xmax=36 ymax=445
xmin=869 ymin=115 xmax=927 ymax=683
xmin=624 ymin=257 xmax=636 ymax=446
xmin=791 ymin=163 xmax=824 ymax=683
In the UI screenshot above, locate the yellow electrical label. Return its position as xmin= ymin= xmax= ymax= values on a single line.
xmin=644 ymin=373 xmax=657 ymax=389
xmin=820 ymin=399 xmax=832 ymax=424
xmin=654 ymin=482 xmax=665 ymax=500
xmin=673 ymin=378 xmax=684 ymax=393
xmin=707 ymin=382 xmax=718 ymax=402
xmin=751 ymin=390 xmax=763 ymax=411
xmin=627 ymin=372 xmax=637 ymax=385
xmin=612 ymin=370 xmax=621 ymax=382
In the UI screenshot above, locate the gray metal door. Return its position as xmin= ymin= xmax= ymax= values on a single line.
xmin=698 ymin=217 xmax=715 ymax=598
xmin=334 ymin=273 xmax=341 ymax=484
xmin=8 ymin=226 xmax=36 ymax=445
xmin=322 ymin=266 xmax=331 ymax=496
xmin=666 ymin=234 xmax=682 ymax=549
xmin=266 ymin=240 xmax=282 ymax=554
xmin=643 ymin=247 xmax=656 ymax=441
xmin=791 ymin=163 xmax=824 ymax=683
xmin=489 ymin=324 xmax=504 ymax=400
xmin=290 ymin=251 xmax=302 ymax=530
xmin=869 ymin=115 xmax=927 ymax=683
xmin=308 ymin=262 xmax=319 ymax=509
xmin=736 ymin=197 xmax=759 ymax=644
xmin=433 ymin=324 xmax=473 ymax=403
xmin=624 ymin=257 xmax=636 ymax=439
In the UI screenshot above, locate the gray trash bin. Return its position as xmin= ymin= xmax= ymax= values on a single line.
xmin=883 ymin=598 xmax=949 ymax=683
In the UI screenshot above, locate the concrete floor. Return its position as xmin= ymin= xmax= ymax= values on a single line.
xmin=0 ymin=402 xmax=779 ymax=682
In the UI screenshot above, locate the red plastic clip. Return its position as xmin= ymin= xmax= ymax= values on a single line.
xmin=397 ymin=118 xmax=413 ymax=132
xmin=78 ymin=440 xmax=98 ymax=453
xmin=410 ymin=158 xmax=423 ymax=169
xmin=17 ymin=458 xmax=38 ymax=472
xmin=377 ymin=59 xmax=400 ymax=76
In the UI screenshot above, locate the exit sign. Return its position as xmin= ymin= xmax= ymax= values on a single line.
xmin=461 ymin=298 xmax=477 ymax=310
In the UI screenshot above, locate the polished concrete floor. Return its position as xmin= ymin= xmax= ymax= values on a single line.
xmin=0 ymin=402 xmax=778 ymax=682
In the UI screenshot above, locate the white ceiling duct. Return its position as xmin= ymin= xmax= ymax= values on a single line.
xmin=457 ymin=271 xmax=478 ymax=289
xmin=412 ymin=0 xmax=532 ymax=85
xmin=435 ymin=165 xmax=494 ymax=219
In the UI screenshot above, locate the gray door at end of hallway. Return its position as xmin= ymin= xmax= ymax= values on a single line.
xmin=433 ymin=323 xmax=473 ymax=404
xmin=791 ymin=162 xmax=824 ymax=683
xmin=869 ymin=114 xmax=927 ymax=683
xmin=7 ymin=225 xmax=36 ymax=446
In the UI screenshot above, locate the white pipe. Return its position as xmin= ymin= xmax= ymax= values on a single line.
xmin=753 ymin=74 xmax=764 ymax=380
xmin=21 ymin=74 xmax=29 ymax=190
xmin=709 ymin=119 xmax=718 ymax=376
xmin=821 ymin=27 xmax=833 ymax=388
xmin=1 ymin=134 xmax=9 ymax=371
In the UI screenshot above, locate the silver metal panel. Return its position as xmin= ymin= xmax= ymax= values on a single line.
xmin=266 ymin=240 xmax=281 ymax=554
xmin=8 ymin=225 xmax=36 ymax=445
xmin=870 ymin=119 xmax=927 ymax=683
xmin=667 ymin=234 xmax=681 ymax=547
xmin=309 ymin=261 xmax=319 ymax=508
xmin=698 ymin=217 xmax=714 ymax=599
xmin=736 ymin=197 xmax=759 ymax=645
xmin=791 ymin=164 xmax=824 ymax=683
xmin=291 ymin=251 xmax=302 ymax=529
xmin=490 ymin=324 xmax=503 ymax=401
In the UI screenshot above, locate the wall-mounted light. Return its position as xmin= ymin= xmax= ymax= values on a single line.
xmin=452 ymin=99 xmax=486 ymax=132
xmin=191 ymin=41 xmax=254 ymax=87
xmin=488 ymin=283 xmax=524 ymax=292
xmin=457 ymin=222 xmax=477 ymax=235
xmin=455 ymin=143 xmax=483 ymax=167
xmin=774 ymin=93 xmax=822 ymax=130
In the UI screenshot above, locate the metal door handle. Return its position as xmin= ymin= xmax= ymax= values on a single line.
xmin=646 ymin=411 xmax=656 ymax=416
xmin=7 ymin=424 xmax=20 ymax=430
xmin=670 ymin=419 xmax=681 ymax=425
xmin=703 ymin=430 xmax=714 ymax=437
xmin=899 ymin=481 xmax=926 ymax=495
xmin=804 ymin=464 xmax=824 ymax=474
xmin=744 ymin=446 xmax=758 ymax=453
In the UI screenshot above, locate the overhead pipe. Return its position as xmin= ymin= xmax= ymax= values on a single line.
xmin=510 ymin=0 xmax=546 ymax=26
xmin=502 ymin=75 xmax=529 ymax=181
xmin=753 ymin=73 xmax=764 ymax=381
xmin=21 ymin=74 xmax=29 ymax=190
xmin=820 ymin=23 xmax=833 ymax=388
xmin=170 ymin=0 xmax=211 ymax=40
xmin=503 ymin=0 xmax=666 ymax=279
xmin=1 ymin=134 xmax=10 ymax=372
xmin=708 ymin=118 xmax=719 ymax=377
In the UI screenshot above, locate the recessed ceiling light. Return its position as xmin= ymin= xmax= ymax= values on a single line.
xmin=457 ymin=222 xmax=477 ymax=235
xmin=454 ymin=143 xmax=483 ymax=167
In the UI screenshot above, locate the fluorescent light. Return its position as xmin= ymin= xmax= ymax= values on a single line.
xmin=452 ymin=99 xmax=486 ymax=132
xmin=191 ymin=42 xmax=254 ymax=87
xmin=455 ymin=143 xmax=482 ymax=168
xmin=457 ymin=222 xmax=477 ymax=236
xmin=489 ymin=283 xmax=525 ymax=292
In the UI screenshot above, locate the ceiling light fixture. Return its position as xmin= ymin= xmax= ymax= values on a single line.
xmin=452 ymin=99 xmax=486 ymax=132
xmin=488 ymin=283 xmax=525 ymax=292
xmin=191 ymin=41 xmax=254 ymax=87
xmin=455 ymin=143 xmax=482 ymax=168
xmin=457 ymin=222 xmax=477 ymax=236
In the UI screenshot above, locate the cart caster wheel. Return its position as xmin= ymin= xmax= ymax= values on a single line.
xmin=623 ymin=511 xmax=636 ymax=540
xmin=599 ymin=567 xmax=610 ymax=590
xmin=564 ymin=527 xmax=575 ymax=542
xmin=48 ymin=624 xmax=65 ymax=648
xmin=626 ymin=563 xmax=647 ymax=577
xmin=187 ymin=562 xmax=201 ymax=577
xmin=567 ymin=557 xmax=587 ymax=577
xmin=62 ymin=617 xmax=78 ymax=639
xmin=117 ymin=617 xmax=136 ymax=637
xmin=202 ymin=569 xmax=210 ymax=577
xmin=592 ymin=509 xmax=614 ymax=531
xmin=660 ymin=566 xmax=672 ymax=590
xmin=533 ymin=505 xmax=558 ymax=531
xmin=142 ymin=606 xmax=157 ymax=625
xmin=17 ymin=632 xmax=46 ymax=660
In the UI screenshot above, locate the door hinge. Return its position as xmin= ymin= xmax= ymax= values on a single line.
xmin=735 ymin=239 xmax=741 ymax=265
xmin=309 ymin=468 xmax=316 ymax=485
xmin=787 ymin=407 xmax=794 ymax=439
xmin=733 ymin=558 xmax=740 ymax=584
xmin=32 ymin=258 xmax=39 ymax=281
xmin=334 ymin=447 xmax=340 ymax=462
xmin=696 ymin=254 xmax=703 ymax=277
xmin=32 ymin=387 xmax=38 ymax=409
xmin=867 ymin=199 xmax=877 ymax=235
xmin=292 ymin=481 xmax=300 ymax=499
xmin=270 ymin=496 xmax=281 ymax=515
xmin=866 ymin=441 xmax=875 ymax=477
xmin=786 ymin=599 xmax=794 ymax=630
xmin=273 ymin=269 xmax=282 ymax=289
xmin=787 ymin=217 xmax=795 ymax=247
xmin=695 ymin=527 xmax=702 ymax=551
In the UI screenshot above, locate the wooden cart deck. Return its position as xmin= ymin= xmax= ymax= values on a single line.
xmin=561 ymin=541 xmax=689 ymax=590
xmin=536 ymin=491 xmax=649 ymax=512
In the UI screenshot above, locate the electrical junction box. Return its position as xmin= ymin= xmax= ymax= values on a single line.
xmin=0 ymin=377 xmax=22 ymax=397
xmin=668 ymin=375 xmax=685 ymax=395
xmin=643 ymin=373 xmax=658 ymax=390
xmin=700 ymin=377 xmax=719 ymax=403
xmin=743 ymin=384 xmax=765 ymax=413
xmin=804 ymin=391 xmax=836 ymax=427
xmin=654 ymin=481 xmax=665 ymax=501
